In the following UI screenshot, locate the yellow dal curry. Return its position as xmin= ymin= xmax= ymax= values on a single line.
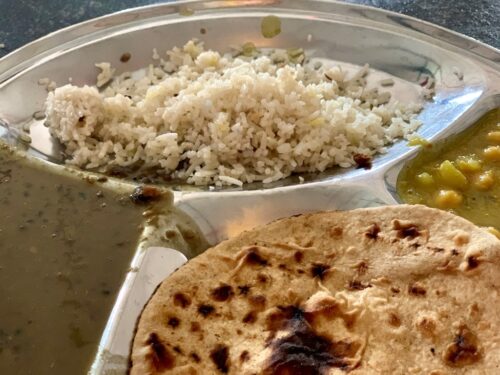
xmin=397 ymin=108 xmax=500 ymax=236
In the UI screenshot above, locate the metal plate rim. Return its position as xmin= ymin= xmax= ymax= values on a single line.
xmin=0 ymin=0 xmax=498 ymax=83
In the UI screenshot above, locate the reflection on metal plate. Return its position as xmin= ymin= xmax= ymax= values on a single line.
xmin=175 ymin=177 xmax=393 ymax=244
xmin=0 ymin=1 xmax=498 ymax=192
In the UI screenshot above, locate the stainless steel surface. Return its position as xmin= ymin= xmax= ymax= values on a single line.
xmin=0 ymin=1 xmax=498 ymax=374
xmin=91 ymin=247 xmax=187 ymax=374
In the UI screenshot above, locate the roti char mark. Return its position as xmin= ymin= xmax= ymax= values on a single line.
xmin=211 ymin=283 xmax=234 ymax=302
xmin=173 ymin=292 xmax=191 ymax=308
xmin=190 ymin=322 xmax=201 ymax=332
xmin=173 ymin=346 xmax=182 ymax=354
xmin=466 ymin=255 xmax=480 ymax=270
xmin=330 ymin=226 xmax=343 ymax=238
xmin=257 ymin=273 xmax=269 ymax=284
xmin=364 ymin=224 xmax=380 ymax=240
xmin=190 ymin=352 xmax=201 ymax=363
xmin=392 ymin=219 xmax=422 ymax=239
xmin=249 ymin=295 xmax=267 ymax=310
xmin=354 ymin=261 xmax=369 ymax=276
xmin=210 ymin=345 xmax=230 ymax=373
xmin=278 ymin=263 xmax=289 ymax=271
xmin=197 ymin=304 xmax=215 ymax=317
xmin=238 ymin=285 xmax=251 ymax=295
xmin=443 ymin=324 xmax=481 ymax=367
xmin=242 ymin=246 xmax=269 ymax=266
xmin=167 ymin=316 xmax=180 ymax=328
xmin=347 ymin=280 xmax=372 ymax=291
xmin=239 ymin=350 xmax=250 ymax=363
xmin=388 ymin=313 xmax=401 ymax=327
xmin=232 ymin=246 xmax=270 ymax=276
xmin=415 ymin=314 xmax=437 ymax=338
xmin=243 ymin=311 xmax=257 ymax=324
xmin=263 ymin=305 xmax=360 ymax=374
xmin=408 ymin=282 xmax=427 ymax=296
xmin=310 ymin=263 xmax=330 ymax=280
xmin=294 ymin=251 xmax=304 ymax=263
xmin=390 ymin=286 xmax=400 ymax=294
xmin=144 ymin=332 xmax=174 ymax=371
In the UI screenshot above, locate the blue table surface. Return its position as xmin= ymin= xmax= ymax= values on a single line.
xmin=0 ymin=0 xmax=498 ymax=57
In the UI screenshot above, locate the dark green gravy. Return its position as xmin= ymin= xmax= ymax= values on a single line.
xmin=0 ymin=144 xmax=145 ymax=374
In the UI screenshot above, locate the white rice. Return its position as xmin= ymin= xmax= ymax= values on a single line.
xmin=44 ymin=40 xmax=424 ymax=186
xmin=38 ymin=77 xmax=57 ymax=92
xmin=95 ymin=62 xmax=115 ymax=88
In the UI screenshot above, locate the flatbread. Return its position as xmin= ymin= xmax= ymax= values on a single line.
xmin=130 ymin=205 xmax=500 ymax=374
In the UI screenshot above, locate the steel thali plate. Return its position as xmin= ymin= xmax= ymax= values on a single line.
xmin=0 ymin=0 xmax=498 ymax=373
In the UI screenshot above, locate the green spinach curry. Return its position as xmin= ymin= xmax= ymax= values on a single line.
xmin=0 ymin=142 xmax=207 ymax=374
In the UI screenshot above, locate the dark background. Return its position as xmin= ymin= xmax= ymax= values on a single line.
xmin=0 ymin=0 xmax=498 ymax=56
